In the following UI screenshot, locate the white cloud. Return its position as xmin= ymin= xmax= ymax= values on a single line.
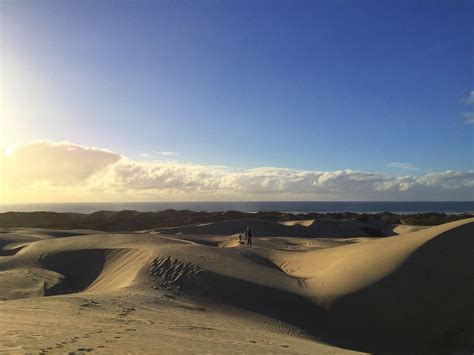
xmin=1 ymin=140 xmax=121 ymax=185
xmin=1 ymin=140 xmax=473 ymax=202
xmin=156 ymin=151 xmax=180 ymax=156
xmin=460 ymin=91 xmax=474 ymax=105
xmin=463 ymin=112 xmax=474 ymax=125
xmin=386 ymin=162 xmax=419 ymax=171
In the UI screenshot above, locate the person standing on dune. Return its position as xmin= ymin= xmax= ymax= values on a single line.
xmin=246 ymin=227 xmax=252 ymax=245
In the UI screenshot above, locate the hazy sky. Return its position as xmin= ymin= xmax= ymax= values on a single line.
xmin=1 ymin=0 xmax=473 ymax=202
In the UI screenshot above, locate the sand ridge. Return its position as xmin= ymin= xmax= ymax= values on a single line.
xmin=156 ymin=217 xmax=377 ymax=238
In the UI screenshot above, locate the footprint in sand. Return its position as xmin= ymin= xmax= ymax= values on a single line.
xmin=118 ymin=306 xmax=136 ymax=317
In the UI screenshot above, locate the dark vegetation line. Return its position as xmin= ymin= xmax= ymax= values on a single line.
xmin=0 ymin=210 xmax=472 ymax=232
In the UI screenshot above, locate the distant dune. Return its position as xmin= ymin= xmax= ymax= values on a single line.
xmin=0 ymin=217 xmax=472 ymax=353
xmin=1 ymin=209 xmax=471 ymax=231
xmin=156 ymin=218 xmax=376 ymax=238
xmin=391 ymin=223 xmax=431 ymax=234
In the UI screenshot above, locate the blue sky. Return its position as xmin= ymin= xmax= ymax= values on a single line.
xmin=1 ymin=1 xmax=473 ymax=202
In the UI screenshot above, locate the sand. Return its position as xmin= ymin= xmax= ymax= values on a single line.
xmin=157 ymin=218 xmax=376 ymax=238
xmin=391 ymin=223 xmax=431 ymax=235
xmin=0 ymin=218 xmax=473 ymax=353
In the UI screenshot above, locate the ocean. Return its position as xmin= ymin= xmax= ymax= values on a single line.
xmin=0 ymin=201 xmax=473 ymax=214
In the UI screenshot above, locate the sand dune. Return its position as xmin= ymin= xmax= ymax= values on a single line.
xmin=157 ymin=218 xmax=375 ymax=238
xmin=391 ymin=223 xmax=431 ymax=234
xmin=269 ymin=218 xmax=474 ymax=351
xmin=0 ymin=219 xmax=472 ymax=353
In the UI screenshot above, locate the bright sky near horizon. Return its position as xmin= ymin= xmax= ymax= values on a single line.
xmin=0 ymin=0 xmax=473 ymax=202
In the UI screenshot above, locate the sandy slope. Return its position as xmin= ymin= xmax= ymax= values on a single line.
xmin=391 ymin=224 xmax=431 ymax=235
xmin=268 ymin=218 xmax=474 ymax=351
xmin=157 ymin=218 xmax=374 ymax=238
xmin=0 ymin=218 xmax=473 ymax=353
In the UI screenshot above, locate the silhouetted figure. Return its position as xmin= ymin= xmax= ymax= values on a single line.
xmin=238 ymin=234 xmax=244 ymax=245
xmin=246 ymin=227 xmax=252 ymax=245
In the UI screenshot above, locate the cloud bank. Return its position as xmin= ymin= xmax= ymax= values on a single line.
xmin=1 ymin=140 xmax=473 ymax=202
xmin=2 ymin=141 xmax=121 ymax=185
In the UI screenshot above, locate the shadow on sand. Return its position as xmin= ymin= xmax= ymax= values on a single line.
xmin=188 ymin=270 xmax=330 ymax=340
xmin=183 ymin=222 xmax=473 ymax=354
xmin=325 ymin=222 xmax=474 ymax=353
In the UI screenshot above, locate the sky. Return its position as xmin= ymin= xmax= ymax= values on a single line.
xmin=0 ymin=0 xmax=473 ymax=202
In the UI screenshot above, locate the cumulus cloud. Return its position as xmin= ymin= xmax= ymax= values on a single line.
xmin=108 ymin=159 xmax=226 ymax=191
xmin=1 ymin=140 xmax=473 ymax=202
xmin=1 ymin=140 xmax=121 ymax=186
xmin=386 ymin=162 xmax=419 ymax=171
xmin=460 ymin=91 xmax=474 ymax=105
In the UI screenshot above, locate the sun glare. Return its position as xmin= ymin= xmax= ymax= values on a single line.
xmin=5 ymin=145 xmax=15 ymax=157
